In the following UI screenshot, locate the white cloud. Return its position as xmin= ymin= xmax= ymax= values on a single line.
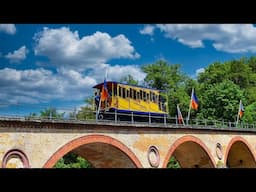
xmin=0 ymin=68 xmax=96 ymax=104
xmin=0 ymin=24 xmax=16 ymax=34
xmin=0 ymin=64 xmax=145 ymax=105
xmin=140 ymin=25 xmax=155 ymax=36
xmin=196 ymin=68 xmax=205 ymax=76
xmin=34 ymin=27 xmax=140 ymax=71
xmin=0 ymin=27 xmax=146 ymax=106
xmin=87 ymin=64 xmax=146 ymax=84
xmin=156 ymin=24 xmax=256 ymax=53
xmin=5 ymin=46 xmax=29 ymax=63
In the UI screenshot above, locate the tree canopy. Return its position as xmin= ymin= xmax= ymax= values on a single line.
xmin=120 ymin=74 xmax=138 ymax=85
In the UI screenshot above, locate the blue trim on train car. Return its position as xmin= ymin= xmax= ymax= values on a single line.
xmin=93 ymin=81 xmax=166 ymax=92
xmin=108 ymin=108 xmax=168 ymax=117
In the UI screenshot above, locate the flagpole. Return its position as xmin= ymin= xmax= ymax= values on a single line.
xmin=105 ymin=68 xmax=108 ymax=108
xmin=166 ymin=91 xmax=169 ymax=114
xmin=96 ymin=94 xmax=102 ymax=121
xmin=176 ymin=104 xmax=178 ymax=125
xmin=187 ymin=88 xmax=193 ymax=125
xmin=236 ymin=100 xmax=241 ymax=126
xmin=105 ymin=68 xmax=108 ymax=80
xmin=97 ymin=69 xmax=108 ymax=121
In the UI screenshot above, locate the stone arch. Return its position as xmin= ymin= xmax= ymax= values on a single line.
xmin=163 ymin=135 xmax=216 ymax=168
xmin=43 ymin=134 xmax=142 ymax=168
xmin=224 ymin=136 xmax=256 ymax=168
xmin=2 ymin=149 xmax=30 ymax=168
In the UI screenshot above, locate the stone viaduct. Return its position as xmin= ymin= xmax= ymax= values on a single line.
xmin=0 ymin=118 xmax=255 ymax=168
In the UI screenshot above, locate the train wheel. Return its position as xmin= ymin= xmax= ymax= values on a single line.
xmin=98 ymin=113 xmax=104 ymax=120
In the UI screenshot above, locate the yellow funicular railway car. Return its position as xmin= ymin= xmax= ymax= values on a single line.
xmin=93 ymin=81 xmax=168 ymax=122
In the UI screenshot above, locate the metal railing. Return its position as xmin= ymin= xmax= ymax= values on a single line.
xmin=0 ymin=109 xmax=256 ymax=131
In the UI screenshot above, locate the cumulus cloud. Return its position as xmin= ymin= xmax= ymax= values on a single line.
xmin=156 ymin=24 xmax=256 ymax=53
xmin=0 ymin=64 xmax=145 ymax=105
xmin=5 ymin=46 xmax=29 ymax=63
xmin=87 ymin=64 xmax=146 ymax=84
xmin=0 ymin=27 xmax=146 ymax=106
xmin=140 ymin=25 xmax=155 ymax=35
xmin=33 ymin=27 xmax=140 ymax=71
xmin=0 ymin=24 xmax=16 ymax=34
xmin=0 ymin=68 xmax=96 ymax=104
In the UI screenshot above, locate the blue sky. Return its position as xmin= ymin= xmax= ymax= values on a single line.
xmin=0 ymin=24 xmax=256 ymax=116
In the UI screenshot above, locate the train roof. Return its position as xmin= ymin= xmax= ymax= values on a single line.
xmin=92 ymin=81 xmax=166 ymax=92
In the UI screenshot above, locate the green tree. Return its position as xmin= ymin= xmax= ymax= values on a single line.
xmin=198 ymin=57 xmax=256 ymax=106
xmin=40 ymin=107 xmax=65 ymax=119
xmin=28 ymin=112 xmax=37 ymax=117
xmin=244 ymin=87 xmax=256 ymax=104
xmin=248 ymin=56 xmax=256 ymax=73
xmin=167 ymin=156 xmax=180 ymax=168
xmin=228 ymin=58 xmax=251 ymax=89
xmin=142 ymin=60 xmax=186 ymax=91
xmin=54 ymin=152 xmax=92 ymax=168
xmin=198 ymin=61 xmax=229 ymax=85
xmin=120 ymin=74 xmax=138 ymax=85
xmin=198 ymin=80 xmax=245 ymax=122
xmin=168 ymin=86 xmax=191 ymax=118
xmin=76 ymin=97 xmax=95 ymax=120
xmin=142 ymin=60 xmax=191 ymax=117
xmin=241 ymin=102 xmax=256 ymax=124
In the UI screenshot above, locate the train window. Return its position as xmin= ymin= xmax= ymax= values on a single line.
xmin=119 ymin=86 xmax=121 ymax=97
xmin=152 ymin=93 xmax=155 ymax=103
xmin=123 ymin=87 xmax=126 ymax=98
xmin=130 ymin=88 xmax=132 ymax=98
xmin=114 ymin=85 xmax=117 ymax=96
xmin=137 ymin=92 xmax=140 ymax=101
xmin=150 ymin=92 xmax=152 ymax=102
xmin=140 ymin=90 xmax=143 ymax=100
xmin=133 ymin=89 xmax=136 ymax=100
xmin=127 ymin=89 xmax=129 ymax=98
xmin=146 ymin=93 xmax=149 ymax=102
xmin=143 ymin=91 xmax=146 ymax=101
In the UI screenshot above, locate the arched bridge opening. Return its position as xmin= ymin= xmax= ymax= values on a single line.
xmin=225 ymin=136 xmax=256 ymax=168
xmin=43 ymin=135 xmax=142 ymax=168
xmin=163 ymin=136 xmax=215 ymax=168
